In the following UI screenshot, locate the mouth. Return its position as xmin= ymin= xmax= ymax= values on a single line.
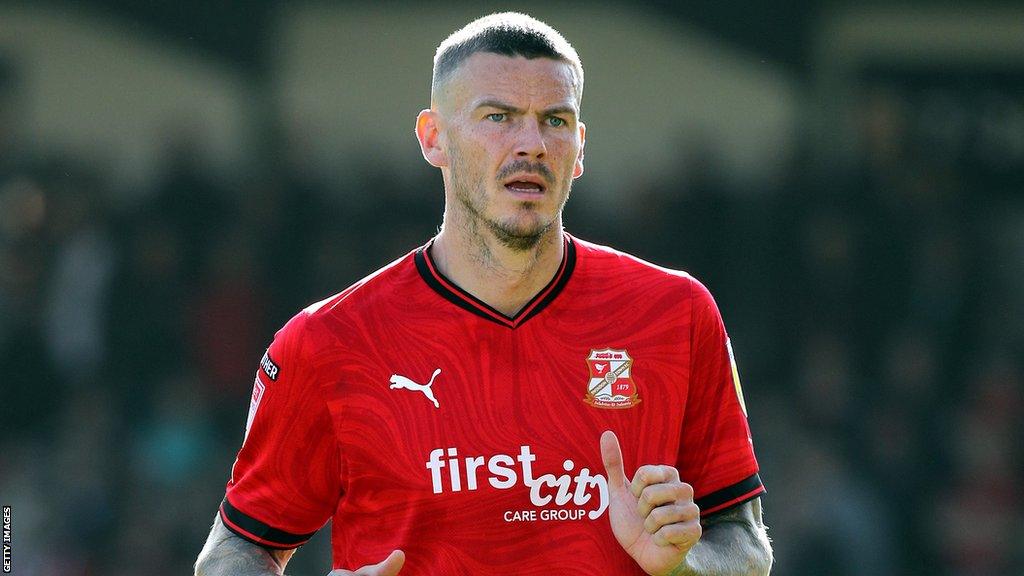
xmin=503 ymin=175 xmax=548 ymax=196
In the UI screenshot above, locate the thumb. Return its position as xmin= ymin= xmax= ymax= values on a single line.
xmin=600 ymin=430 xmax=628 ymax=490
xmin=352 ymin=550 xmax=405 ymax=576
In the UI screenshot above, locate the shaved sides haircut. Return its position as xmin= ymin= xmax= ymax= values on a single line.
xmin=431 ymin=12 xmax=584 ymax=104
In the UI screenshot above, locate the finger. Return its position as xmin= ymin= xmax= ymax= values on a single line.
xmin=651 ymin=521 xmax=702 ymax=550
xmin=352 ymin=550 xmax=405 ymax=576
xmin=600 ymin=430 xmax=628 ymax=489
xmin=642 ymin=502 xmax=701 ymax=535
xmin=629 ymin=465 xmax=682 ymax=499
xmin=636 ymin=481 xmax=694 ymax=518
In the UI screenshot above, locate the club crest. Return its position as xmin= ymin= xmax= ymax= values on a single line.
xmin=583 ymin=348 xmax=641 ymax=409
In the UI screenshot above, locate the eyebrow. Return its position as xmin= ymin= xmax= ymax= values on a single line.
xmin=473 ymin=99 xmax=577 ymax=118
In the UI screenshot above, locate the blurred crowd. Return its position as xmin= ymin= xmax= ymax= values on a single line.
xmin=2 ymin=74 xmax=1023 ymax=575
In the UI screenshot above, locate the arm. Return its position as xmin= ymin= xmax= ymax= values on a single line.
xmin=671 ymin=498 xmax=772 ymax=576
xmin=194 ymin=513 xmax=406 ymax=576
xmin=194 ymin=514 xmax=294 ymax=576
xmin=197 ymin=313 xmax=336 ymax=575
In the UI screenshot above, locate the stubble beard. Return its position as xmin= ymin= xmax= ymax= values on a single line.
xmin=449 ymin=148 xmax=571 ymax=253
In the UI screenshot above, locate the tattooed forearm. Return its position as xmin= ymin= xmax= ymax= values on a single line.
xmin=669 ymin=499 xmax=773 ymax=576
xmin=194 ymin=515 xmax=294 ymax=576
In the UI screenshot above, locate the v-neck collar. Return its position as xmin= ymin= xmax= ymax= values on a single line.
xmin=414 ymin=234 xmax=577 ymax=329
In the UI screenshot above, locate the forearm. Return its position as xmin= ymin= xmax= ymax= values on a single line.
xmin=670 ymin=500 xmax=773 ymax=576
xmin=195 ymin=514 xmax=294 ymax=576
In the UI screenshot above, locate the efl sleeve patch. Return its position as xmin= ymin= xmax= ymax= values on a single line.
xmin=245 ymin=376 xmax=266 ymax=440
xmin=726 ymin=338 xmax=747 ymax=417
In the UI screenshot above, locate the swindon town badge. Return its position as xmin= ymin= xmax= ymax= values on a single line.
xmin=583 ymin=348 xmax=641 ymax=409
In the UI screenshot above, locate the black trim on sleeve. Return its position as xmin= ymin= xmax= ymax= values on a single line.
xmin=694 ymin=473 xmax=764 ymax=514
xmin=219 ymin=497 xmax=317 ymax=549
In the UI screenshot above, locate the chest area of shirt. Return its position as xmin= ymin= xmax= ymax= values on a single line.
xmin=327 ymin=314 xmax=691 ymax=425
xmin=328 ymin=319 xmax=689 ymax=475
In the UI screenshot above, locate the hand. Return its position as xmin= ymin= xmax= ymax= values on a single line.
xmin=327 ymin=550 xmax=405 ymax=576
xmin=601 ymin=431 xmax=701 ymax=576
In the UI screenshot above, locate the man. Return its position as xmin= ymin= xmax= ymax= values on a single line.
xmin=196 ymin=12 xmax=772 ymax=576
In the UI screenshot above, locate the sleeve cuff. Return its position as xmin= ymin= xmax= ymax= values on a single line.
xmin=219 ymin=497 xmax=318 ymax=550
xmin=694 ymin=473 xmax=765 ymax=517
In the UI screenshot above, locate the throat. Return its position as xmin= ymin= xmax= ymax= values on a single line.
xmin=431 ymin=225 xmax=565 ymax=317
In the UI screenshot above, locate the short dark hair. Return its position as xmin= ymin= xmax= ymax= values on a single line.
xmin=432 ymin=12 xmax=583 ymax=104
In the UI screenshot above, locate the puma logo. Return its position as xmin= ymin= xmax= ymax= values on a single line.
xmin=389 ymin=368 xmax=442 ymax=408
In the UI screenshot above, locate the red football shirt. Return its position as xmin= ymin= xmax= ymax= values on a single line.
xmin=220 ymin=234 xmax=764 ymax=574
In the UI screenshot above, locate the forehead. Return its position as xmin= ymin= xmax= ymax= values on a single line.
xmin=444 ymin=52 xmax=580 ymax=111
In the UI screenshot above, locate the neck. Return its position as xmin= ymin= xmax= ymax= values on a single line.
xmin=431 ymin=213 xmax=565 ymax=317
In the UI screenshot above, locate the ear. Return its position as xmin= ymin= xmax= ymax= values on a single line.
xmin=416 ymin=109 xmax=448 ymax=168
xmin=572 ymin=121 xmax=586 ymax=179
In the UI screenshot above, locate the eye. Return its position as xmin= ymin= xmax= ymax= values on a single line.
xmin=486 ymin=113 xmax=507 ymax=122
xmin=547 ymin=116 xmax=567 ymax=127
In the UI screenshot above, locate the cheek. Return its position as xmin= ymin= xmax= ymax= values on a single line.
xmin=553 ymin=140 xmax=581 ymax=171
xmin=548 ymin=131 xmax=580 ymax=154
xmin=453 ymin=130 xmax=495 ymax=160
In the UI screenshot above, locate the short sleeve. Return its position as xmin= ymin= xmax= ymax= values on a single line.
xmin=676 ymin=278 xmax=765 ymax=517
xmin=219 ymin=311 xmax=342 ymax=549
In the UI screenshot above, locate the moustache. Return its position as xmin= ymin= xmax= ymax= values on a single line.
xmin=496 ymin=160 xmax=554 ymax=184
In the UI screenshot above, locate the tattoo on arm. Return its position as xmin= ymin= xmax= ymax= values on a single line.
xmin=194 ymin=514 xmax=295 ymax=576
xmin=671 ymin=498 xmax=773 ymax=576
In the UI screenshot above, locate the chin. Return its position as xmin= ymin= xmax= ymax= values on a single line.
xmin=488 ymin=214 xmax=555 ymax=251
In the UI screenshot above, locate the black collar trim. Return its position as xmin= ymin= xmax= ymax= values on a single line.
xmin=414 ymin=234 xmax=577 ymax=328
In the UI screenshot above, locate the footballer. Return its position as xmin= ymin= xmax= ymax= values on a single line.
xmin=195 ymin=12 xmax=772 ymax=576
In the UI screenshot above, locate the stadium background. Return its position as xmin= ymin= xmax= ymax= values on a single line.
xmin=1 ymin=1 xmax=1022 ymax=574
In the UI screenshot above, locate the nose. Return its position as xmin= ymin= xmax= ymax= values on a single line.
xmin=514 ymin=117 xmax=546 ymax=159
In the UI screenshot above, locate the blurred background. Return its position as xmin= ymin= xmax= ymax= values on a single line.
xmin=1 ymin=1 xmax=1023 ymax=574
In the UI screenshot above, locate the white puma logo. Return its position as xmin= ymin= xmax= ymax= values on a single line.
xmin=389 ymin=368 xmax=442 ymax=408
